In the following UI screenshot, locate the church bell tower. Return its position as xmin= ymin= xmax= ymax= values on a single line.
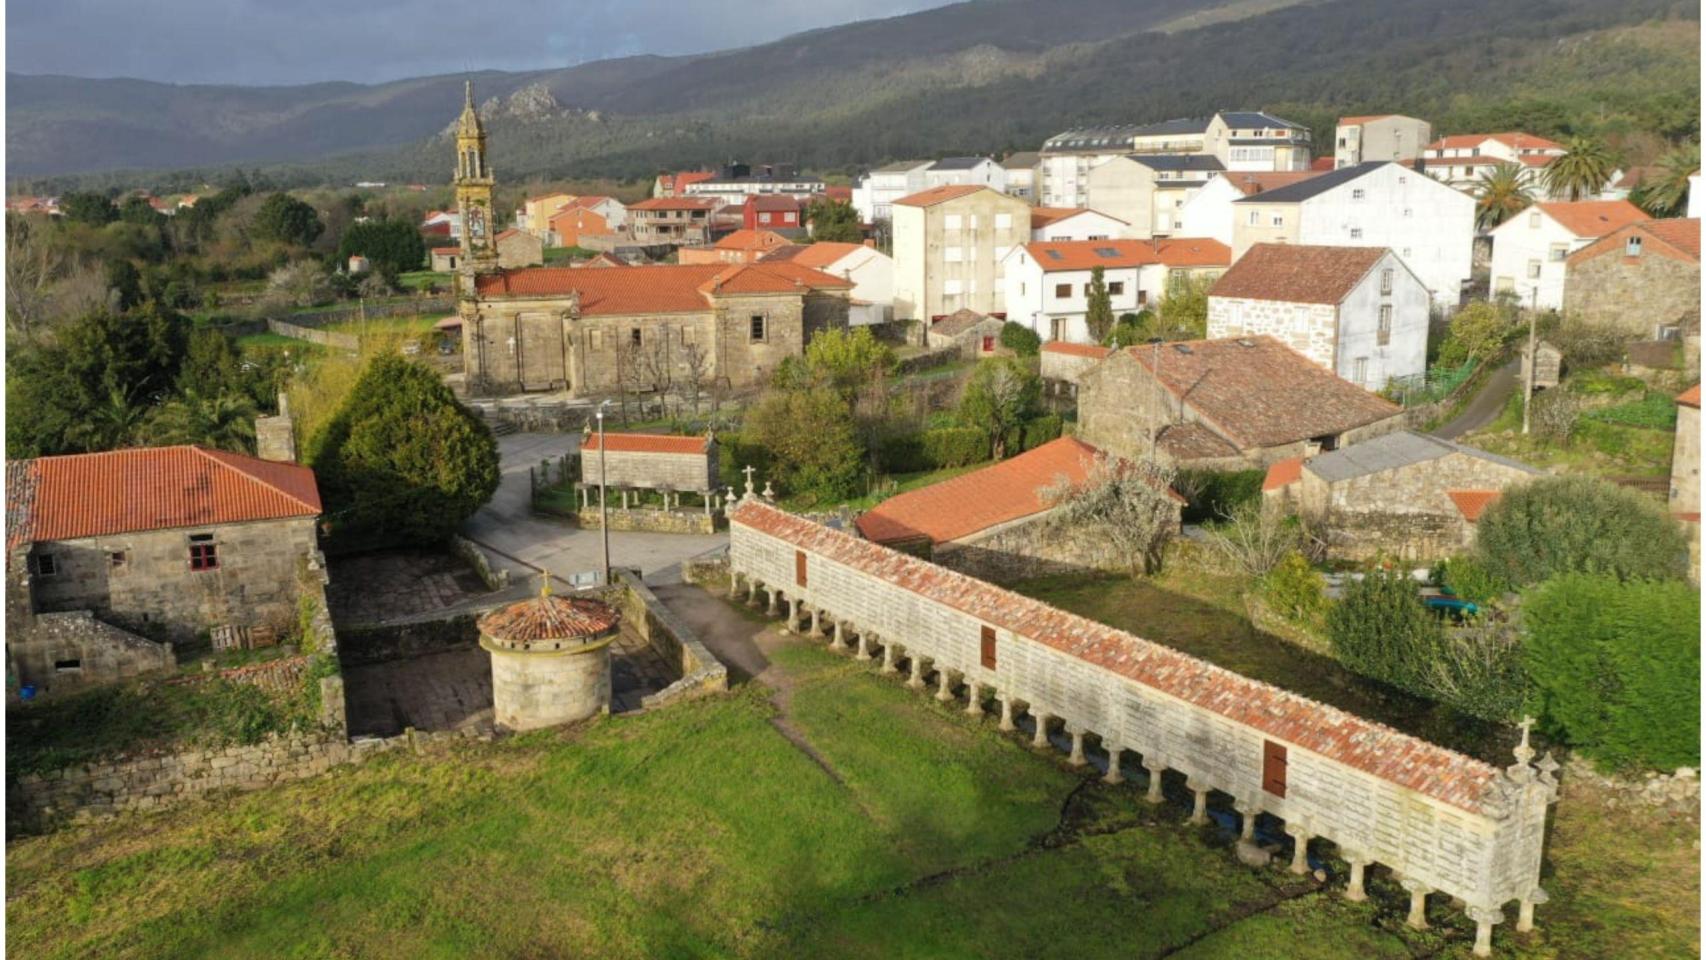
xmin=453 ymin=80 xmax=497 ymax=277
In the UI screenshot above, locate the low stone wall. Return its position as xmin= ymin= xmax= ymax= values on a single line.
xmin=451 ymin=535 xmax=511 ymax=591
xmin=337 ymin=614 xmax=481 ymax=666
xmin=1563 ymin=757 xmax=1699 ymax=816
xmin=468 ymin=399 xmax=590 ymax=434
xmin=267 ymin=319 xmax=360 ymax=351
xmin=933 ymin=515 xmax=1134 ymax=585
xmin=574 ymin=507 xmax=718 ymax=535
xmin=616 ymin=571 xmax=727 ymax=708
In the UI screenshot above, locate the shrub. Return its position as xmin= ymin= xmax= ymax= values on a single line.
xmin=743 ymin=385 xmax=864 ymax=501
xmin=305 ymin=354 xmax=500 ymax=548
xmin=920 ymin=427 xmax=986 ymax=468
xmin=1201 ymin=500 xmax=1300 ymax=577
xmin=1262 ymin=552 xmax=1327 ymax=624
xmin=1524 ymin=574 xmax=1700 ymax=769
xmin=1436 ymin=554 xmax=1508 ymax=605
xmin=1327 ymin=571 xmax=1443 ymax=690
xmin=1474 ymin=475 xmax=1688 ymax=588
xmin=1530 ymin=389 xmax=1581 ymax=444
xmin=1551 ymin=318 xmax=1627 ymax=369
xmin=1174 ymin=469 xmax=1266 ymax=524
xmin=1581 ymin=391 xmax=1679 ymax=430
xmin=1419 ymin=612 xmax=1527 ymax=723
xmin=1436 ymin=300 xmax=1517 ymax=367
xmin=959 ymin=356 xmax=1042 ymax=460
xmin=1019 ymin=414 xmax=1063 ymax=452
xmin=998 ymin=321 xmax=1041 ymax=357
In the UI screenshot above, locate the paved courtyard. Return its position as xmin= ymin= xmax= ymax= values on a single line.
xmin=462 ymin=432 xmax=727 ymax=587
xmin=327 ymin=550 xmax=497 ymax=625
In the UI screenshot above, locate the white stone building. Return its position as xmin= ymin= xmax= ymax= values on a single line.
xmin=1085 ymin=154 xmax=1227 ymax=239
xmin=1333 ymin=115 xmax=1433 ymax=169
xmin=1029 ymin=207 xmax=1129 ymax=242
xmin=1208 ymin=244 xmax=1430 ymax=390
xmin=1230 ymin=161 xmax=1476 ymax=308
xmin=1002 ymin=238 xmax=1231 ymax=344
xmin=1176 ymin=171 xmax=1326 ymax=246
xmin=1488 ymin=200 xmax=1648 ymax=310
xmin=923 ymin=157 xmax=1007 ymax=192
xmin=891 ymin=185 xmax=1031 ymax=321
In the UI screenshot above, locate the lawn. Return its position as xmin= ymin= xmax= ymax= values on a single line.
xmin=783 ymin=462 xmax=989 ymax=513
xmin=7 ymin=625 xmax=1695 ymax=959
xmin=1465 ymin=374 xmax=1677 ymax=480
xmin=321 ymin=314 xmax=445 ymax=338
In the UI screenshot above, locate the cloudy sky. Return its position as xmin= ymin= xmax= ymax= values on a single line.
xmin=6 ymin=0 xmax=959 ymax=86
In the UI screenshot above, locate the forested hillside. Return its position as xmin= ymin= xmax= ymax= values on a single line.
xmin=10 ymin=0 xmax=1697 ymax=193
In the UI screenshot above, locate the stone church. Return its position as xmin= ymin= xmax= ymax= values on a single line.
xmin=447 ymin=85 xmax=852 ymax=397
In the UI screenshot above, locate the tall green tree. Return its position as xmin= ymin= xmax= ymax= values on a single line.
xmin=105 ymin=259 xmax=143 ymax=313
xmin=1631 ymin=142 xmax=1700 ymax=218
xmin=743 ymin=384 xmax=864 ymax=502
xmin=959 ymin=356 xmax=1041 ymax=460
xmin=1473 ymin=162 xmax=1535 ymax=231
xmin=1155 ymin=272 xmax=1211 ymax=340
xmin=1543 ymin=136 xmax=1615 ymax=201
xmin=253 ymin=192 xmax=325 ymax=247
xmin=1084 ymin=265 xmax=1115 ymax=344
xmin=142 ymin=390 xmax=259 ymax=452
xmin=117 ymin=195 xmax=164 ymax=227
xmin=60 ymin=192 xmax=117 ymax=226
xmin=1475 ymin=475 xmax=1688 ymax=588
xmin=305 ymin=354 xmax=499 ymax=548
xmin=336 ymin=219 xmax=425 ymax=280
xmin=805 ymin=198 xmax=862 ymax=243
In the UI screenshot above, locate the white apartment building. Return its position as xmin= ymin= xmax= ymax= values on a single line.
xmin=851 ymin=160 xmax=932 ymax=224
xmin=1208 ymin=243 xmax=1429 ymax=389
xmin=1001 ymin=152 xmax=1041 ymax=202
xmin=891 ymin=185 xmax=1031 ymax=321
xmin=1230 ymin=161 xmax=1477 ymax=307
xmin=1488 ymin=200 xmax=1648 ymax=310
xmin=923 ymin=157 xmax=1007 ymax=192
xmin=1334 ymin=115 xmax=1433 ymax=169
xmin=1001 ymin=237 xmax=1231 ymax=344
xmin=1085 ymin=154 xmax=1226 ymax=238
xmin=1419 ymin=132 xmax=1566 ymax=196
xmin=1176 ymin=171 xmax=1325 ymax=246
xmin=1038 ymin=112 xmax=1311 ymax=209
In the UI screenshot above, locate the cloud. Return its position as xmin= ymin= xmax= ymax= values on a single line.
xmin=5 ymin=0 xmax=957 ymax=86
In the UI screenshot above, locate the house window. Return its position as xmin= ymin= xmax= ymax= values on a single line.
xmin=630 ymin=328 xmax=643 ymax=347
xmin=1528 ymin=211 xmax=1541 ymax=228
xmin=109 ymin=550 xmax=128 ymax=573
xmin=54 ymin=658 xmax=82 ymax=673
xmin=759 ymin=212 xmax=772 ymax=224
xmin=1548 ymin=243 xmax=1568 ymax=262
xmin=1626 ymin=236 xmax=1643 ymax=257
xmin=981 ymin=625 xmax=997 ymax=669
xmin=981 ymin=334 xmax=996 ymax=352
xmin=749 ymin=315 xmax=767 ymax=342
xmin=1262 ymin=740 xmax=1288 ymax=798
xmin=1054 ymin=283 xmax=1072 ymax=299
xmin=1526 ymin=260 xmax=1542 ymax=279
xmin=1377 ymin=305 xmax=1392 ymax=346
xmin=944 ymin=214 xmax=962 ymax=230
xmin=994 ymin=213 xmax=1012 ymax=230
xmin=1352 ymin=357 xmax=1369 ymax=384
xmin=1108 ymin=281 xmax=1125 ymax=296
xmin=1349 ymin=228 xmax=1363 ymax=239
xmin=1137 ymin=290 xmax=1149 ymax=305
xmin=188 ymin=534 xmax=218 ymax=571
xmin=1246 ymin=210 xmax=1259 ymax=226
xmin=1351 ymin=188 xmax=1365 ymax=200
xmin=1050 ymin=317 xmax=1068 ymax=340
xmin=1380 ymin=268 xmax=1393 ymax=294
xmin=1270 ymin=214 xmax=1284 ymax=227
xmin=31 ymin=553 xmax=57 ymax=577
xmin=944 ymin=246 xmax=963 ymax=263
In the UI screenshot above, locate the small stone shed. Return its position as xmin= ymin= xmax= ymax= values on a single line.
xmin=478 ymin=588 xmax=620 ymax=731
xmin=1266 ymin=430 xmax=1543 ymax=560
xmin=926 ymin=308 xmax=1007 ymax=358
xmin=1519 ymin=341 xmax=1562 ymax=390
xmin=580 ymin=432 xmax=719 ymax=494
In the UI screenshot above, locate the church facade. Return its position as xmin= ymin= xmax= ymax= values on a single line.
xmin=448 ymin=86 xmax=851 ymax=397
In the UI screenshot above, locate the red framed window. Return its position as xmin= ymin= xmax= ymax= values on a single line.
xmin=189 ymin=535 xmax=219 ymax=571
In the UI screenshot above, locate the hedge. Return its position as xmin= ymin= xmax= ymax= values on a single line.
xmin=1176 ymin=469 xmax=1266 ymax=524
xmin=1474 ymin=474 xmax=1688 ymax=587
xmin=1524 ymin=574 xmax=1700 ymax=770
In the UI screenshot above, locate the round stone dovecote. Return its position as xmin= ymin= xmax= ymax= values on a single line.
xmin=477 ymin=589 xmax=620 ymax=732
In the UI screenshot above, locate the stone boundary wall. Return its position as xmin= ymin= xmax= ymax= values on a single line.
xmin=262 ymin=298 xmax=455 ymax=328
xmin=337 ymin=614 xmax=482 ymax=666
xmin=267 ymin=319 xmax=360 ymax=351
xmin=728 ymin=499 xmax=1556 ymax=952
xmin=13 ymin=726 xmax=481 ymax=830
xmin=616 ymin=571 xmax=728 ymax=709
xmin=452 ymin=535 xmax=511 ymax=591
xmin=11 ymin=611 xmax=176 ymax=699
xmin=573 ymin=507 xmax=718 ymax=535
xmin=467 ymin=399 xmax=591 ymax=434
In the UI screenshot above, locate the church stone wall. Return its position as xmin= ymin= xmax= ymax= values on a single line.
xmin=729 ymin=501 xmax=1553 ymax=934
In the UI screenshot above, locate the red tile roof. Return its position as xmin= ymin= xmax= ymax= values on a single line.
xmin=1309 ymin=157 xmax=1335 ymax=171
xmin=892 ymin=184 xmax=990 ymax=208
xmin=478 ymin=594 xmax=620 ymax=645
xmin=1208 ymin=243 xmax=1390 ymax=305
xmin=1024 ymin=238 xmax=1230 ymax=271
xmin=7 ymin=446 xmax=321 ymax=547
xmin=733 ymin=499 xmax=1506 ymax=816
xmin=1262 ymin=456 xmax=1304 ymax=491
xmin=784 ymin=242 xmax=865 ymax=269
xmin=713 ymin=228 xmax=794 ymax=252
xmin=1678 ymin=384 xmax=1701 ymax=409
xmin=1447 ymin=490 xmax=1502 ymax=522
xmin=854 ymin=437 xmax=1181 ymax=546
xmin=1425 ymin=132 xmax=1564 ymax=153
xmin=431 ymin=246 xmax=460 ymax=255
xmin=1533 ymin=200 xmax=1648 ymax=239
xmin=581 ymin=432 xmax=711 ymax=454
xmin=1155 ymin=422 xmax=1241 ymax=462
xmin=1567 ymin=218 xmax=1701 ymax=267
xmin=473 ymin=261 xmax=848 ymax=308
xmin=1040 ymin=341 xmax=1112 ymax=360
xmin=564 ymin=194 xmax=617 ymax=210
xmin=1123 ymin=336 xmax=1401 ymax=449
xmin=630 ymin=196 xmax=718 ymax=211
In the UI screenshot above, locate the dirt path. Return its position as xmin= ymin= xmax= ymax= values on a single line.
xmin=1432 ymin=356 xmax=1518 ymax=440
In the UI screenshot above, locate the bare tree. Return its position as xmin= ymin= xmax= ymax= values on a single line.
xmin=1043 ymin=456 xmax=1180 ymax=576
xmin=619 ymin=340 xmax=647 ymax=423
xmin=1202 ymin=500 xmax=1302 ymax=577
xmin=6 ymin=216 xmax=66 ymax=336
xmin=1532 ymin=389 xmax=1581 ymax=446
xmin=636 ymin=330 xmax=674 ymax=420
xmin=55 ymin=259 xmax=118 ymax=321
xmin=679 ymin=341 xmax=709 ymax=414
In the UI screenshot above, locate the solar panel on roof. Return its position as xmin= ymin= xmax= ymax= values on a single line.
xmin=1045 ymin=250 xmax=1064 ymax=260
xmin=1094 ymin=247 xmax=1120 ymax=257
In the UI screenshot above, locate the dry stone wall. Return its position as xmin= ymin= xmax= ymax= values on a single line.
xmin=729 ymin=499 xmax=1555 ymax=947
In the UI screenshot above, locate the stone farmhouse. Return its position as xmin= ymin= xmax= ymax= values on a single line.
xmin=1230 ymin=161 xmax=1475 ymax=307
xmin=1077 ymin=336 xmax=1405 ymax=469
xmin=1003 ymin=238 xmax=1231 ymax=344
xmin=1563 ymin=217 xmax=1700 ymax=338
xmin=1488 ymin=200 xmax=1647 ymax=310
xmin=891 ymin=184 xmax=1031 ymax=322
xmin=460 ymin=261 xmax=851 ymax=396
xmin=853 ymin=436 xmax=1183 ymax=582
xmin=6 ymin=446 xmax=326 ymax=696
xmin=924 ymin=308 xmax=1007 ymax=358
xmin=1263 ymin=431 xmax=1544 ymax=561
xmin=729 ymin=498 xmax=1556 ymax=957
xmin=493 ymin=228 xmax=544 ymax=268
xmin=1333 ymin=114 xmax=1433 ymax=168
xmin=1207 ymin=243 xmax=1429 ymax=390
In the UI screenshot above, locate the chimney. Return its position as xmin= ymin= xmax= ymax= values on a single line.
xmin=255 ymin=392 xmax=298 ymax=462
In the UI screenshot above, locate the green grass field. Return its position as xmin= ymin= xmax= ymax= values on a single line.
xmin=6 ymin=616 xmax=1696 ymax=959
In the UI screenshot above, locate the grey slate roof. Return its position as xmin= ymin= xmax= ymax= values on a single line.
xmin=1001 ymin=151 xmax=1041 ymax=169
xmin=1218 ymin=111 xmax=1306 ymax=131
xmin=1305 ymin=431 xmax=1542 ymax=484
xmin=930 ymin=156 xmax=993 ymax=171
xmin=1126 ymin=154 xmax=1226 ymax=173
xmin=873 ymin=160 xmax=932 ymax=173
xmin=1132 ymin=116 xmax=1214 ymax=136
xmin=1233 ymin=161 xmax=1386 ymax=204
xmin=1043 ymin=125 xmax=1151 ymax=152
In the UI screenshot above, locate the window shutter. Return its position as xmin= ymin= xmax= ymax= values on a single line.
xmin=795 ymin=550 xmax=807 ymax=588
xmin=980 ymin=626 xmax=997 ymax=669
xmin=1262 ymin=740 xmax=1288 ymax=798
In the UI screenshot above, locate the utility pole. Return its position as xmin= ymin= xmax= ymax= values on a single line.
xmin=1520 ymin=286 xmax=1538 ymax=436
xmin=596 ymin=399 xmax=612 ymax=584
xmin=1148 ymin=337 xmax=1163 ymax=460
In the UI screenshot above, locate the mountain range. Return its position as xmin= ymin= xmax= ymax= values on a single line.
xmin=6 ymin=0 xmax=1699 ymax=190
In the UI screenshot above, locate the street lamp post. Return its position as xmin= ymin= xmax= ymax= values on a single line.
xmin=596 ymin=399 xmax=612 ymax=585
xmin=1521 ymin=287 xmax=1538 ymax=436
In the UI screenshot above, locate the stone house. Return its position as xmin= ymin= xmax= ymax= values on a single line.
xmin=1077 ymin=336 xmax=1405 ymax=470
xmin=6 ymin=446 xmax=327 ymax=696
xmin=1207 ymin=243 xmax=1429 ymax=390
xmin=461 ymin=260 xmax=850 ymax=396
xmin=1039 ymin=341 xmax=1111 ymax=391
xmin=1265 ymin=431 xmax=1543 ymax=560
xmin=495 ymin=228 xmax=545 ymax=268
xmin=853 ymin=436 xmax=1183 ymax=582
xmin=430 ymin=246 xmax=461 ymax=272
xmin=678 ymin=229 xmax=795 ymax=266
xmin=628 ymin=196 xmax=719 ymax=246
xmin=1489 ymin=200 xmax=1648 ymax=310
xmin=890 ymin=184 xmax=1031 ymax=321
xmin=925 ymin=308 xmax=1007 ymax=358
xmin=1563 ymin=218 xmax=1700 ymax=339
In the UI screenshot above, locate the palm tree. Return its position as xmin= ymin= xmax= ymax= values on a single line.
xmin=70 ymin=386 xmax=149 ymax=452
xmin=1474 ymin=163 xmax=1535 ymax=231
xmin=1631 ymin=142 xmax=1700 ymax=218
xmin=1542 ymin=136 xmax=1615 ymax=202
xmin=143 ymin=390 xmax=258 ymax=452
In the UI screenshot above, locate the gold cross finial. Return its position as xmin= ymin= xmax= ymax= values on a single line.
xmin=540 ymin=568 xmax=552 ymax=598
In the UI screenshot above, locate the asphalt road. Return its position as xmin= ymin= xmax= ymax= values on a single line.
xmin=1431 ymin=357 xmax=1518 ymax=440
